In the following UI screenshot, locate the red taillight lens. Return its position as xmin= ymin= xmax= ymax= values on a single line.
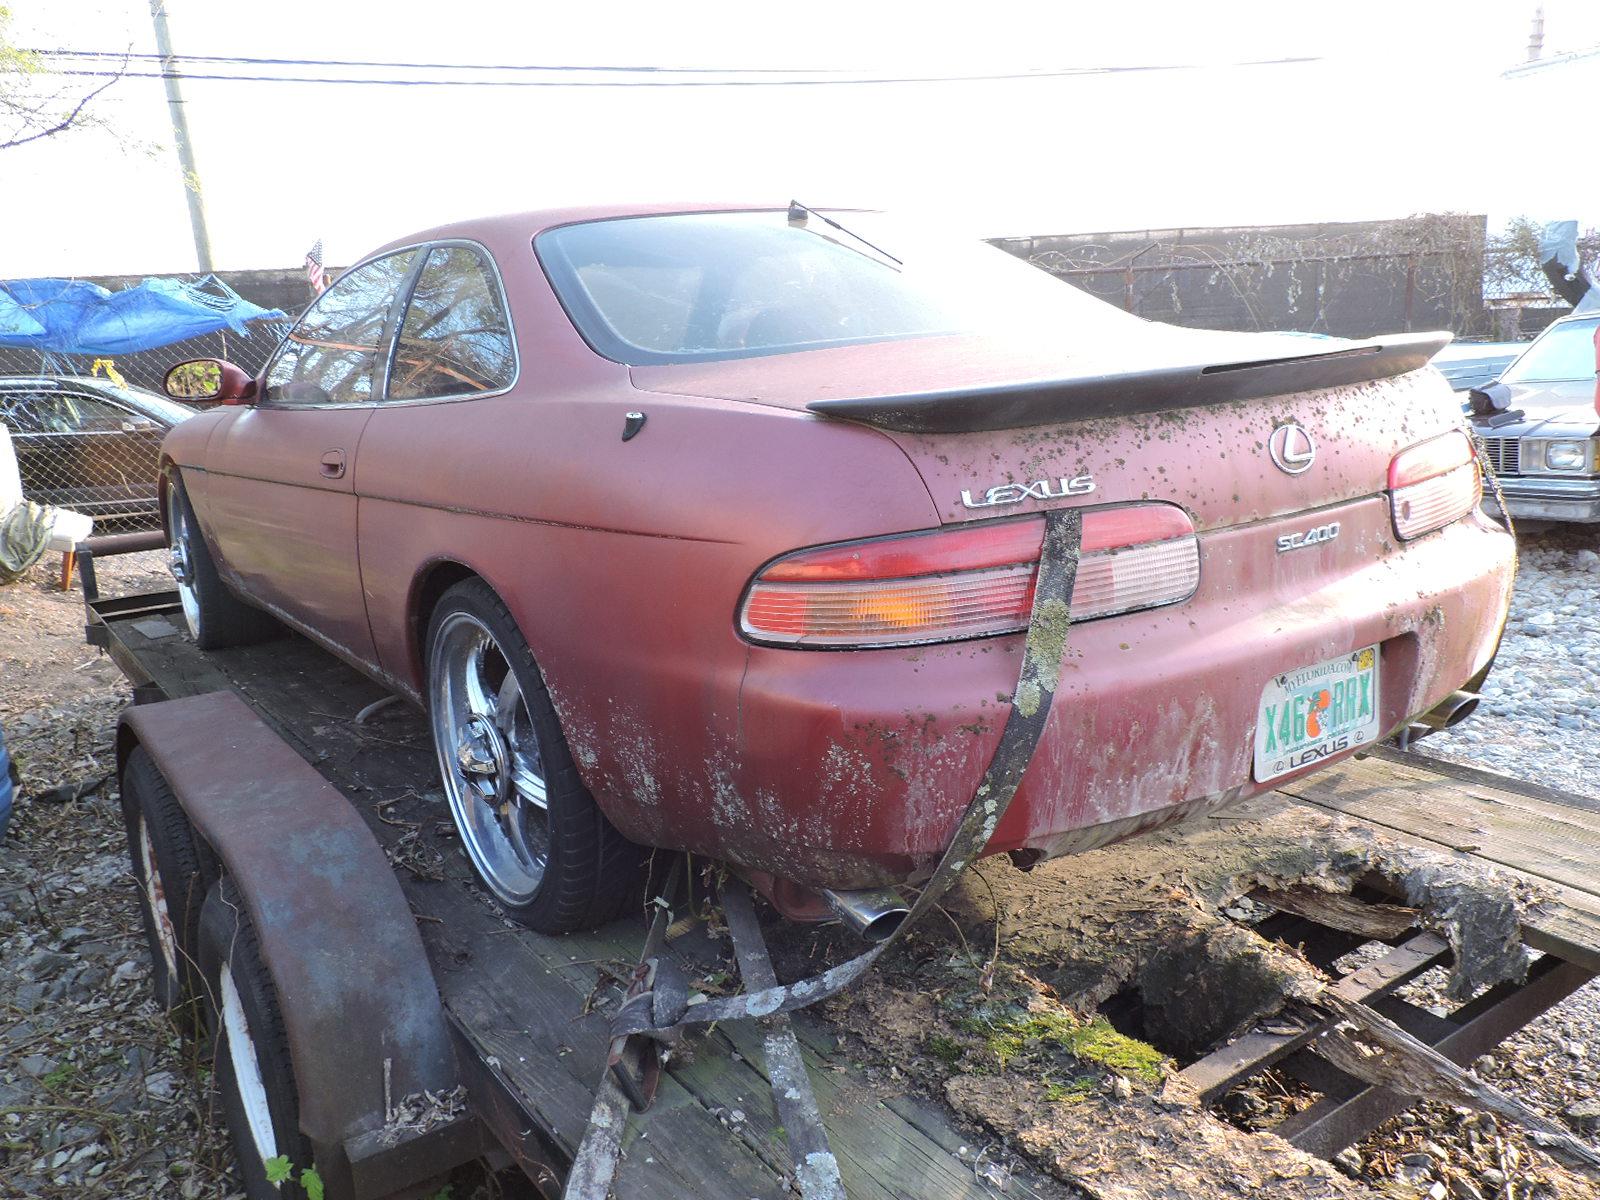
xmin=1388 ymin=431 xmax=1480 ymax=540
xmin=739 ymin=505 xmax=1200 ymax=648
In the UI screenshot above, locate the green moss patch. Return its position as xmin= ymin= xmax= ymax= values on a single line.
xmin=944 ymin=966 xmax=1170 ymax=1087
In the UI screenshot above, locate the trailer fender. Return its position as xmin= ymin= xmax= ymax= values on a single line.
xmin=116 ymin=691 xmax=459 ymax=1164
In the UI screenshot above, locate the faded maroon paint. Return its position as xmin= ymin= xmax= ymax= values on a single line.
xmin=204 ymin=407 xmax=378 ymax=664
xmin=160 ymin=203 xmax=1516 ymax=891
xmin=631 ymin=333 xmax=1468 ymax=531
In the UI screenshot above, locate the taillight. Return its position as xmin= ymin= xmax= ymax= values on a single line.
xmin=1388 ymin=431 xmax=1480 ymax=540
xmin=739 ymin=504 xmax=1199 ymax=648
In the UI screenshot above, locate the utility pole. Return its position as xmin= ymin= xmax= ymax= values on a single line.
xmin=149 ymin=0 xmax=214 ymax=271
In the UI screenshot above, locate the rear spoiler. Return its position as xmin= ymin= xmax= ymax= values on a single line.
xmin=805 ymin=331 xmax=1452 ymax=434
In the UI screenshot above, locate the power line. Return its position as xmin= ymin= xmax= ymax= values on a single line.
xmin=30 ymin=47 xmax=847 ymax=74
xmin=29 ymin=57 xmax=1321 ymax=89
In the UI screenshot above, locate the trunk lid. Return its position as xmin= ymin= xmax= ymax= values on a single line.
xmin=631 ymin=327 xmax=1465 ymax=532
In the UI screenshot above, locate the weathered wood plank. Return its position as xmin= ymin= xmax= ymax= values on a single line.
xmin=1373 ymin=744 xmax=1600 ymax=817
xmin=1249 ymin=885 xmax=1418 ymax=939
xmin=1277 ymin=752 xmax=1600 ymax=900
xmin=1276 ymin=756 xmax=1600 ymax=974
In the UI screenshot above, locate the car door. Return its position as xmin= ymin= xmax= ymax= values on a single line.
xmin=351 ymin=242 xmax=519 ymax=682
xmin=0 ymin=386 xmax=159 ymax=519
xmin=200 ymin=250 xmax=419 ymax=666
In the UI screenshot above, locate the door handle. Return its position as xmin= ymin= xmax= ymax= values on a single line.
xmin=319 ymin=449 xmax=347 ymax=479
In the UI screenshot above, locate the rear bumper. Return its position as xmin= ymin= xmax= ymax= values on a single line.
xmin=1492 ymin=476 xmax=1600 ymax=523
xmin=725 ymin=500 xmax=1516 ymax=888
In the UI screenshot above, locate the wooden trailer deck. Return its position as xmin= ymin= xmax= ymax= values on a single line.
xmin=90 ymin=589 xmax=1057 ymax=1200
xmin=88 ymin=587 xmax=1600 ymax=1197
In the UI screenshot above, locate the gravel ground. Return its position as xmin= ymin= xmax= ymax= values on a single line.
xmin=0 ymin=553 xmax=244 ymax=1199
xmin=1417 ymin=521 xmax=1600 ymax=803
xmin=1 ymin=530 xmax=1597 ymax=1199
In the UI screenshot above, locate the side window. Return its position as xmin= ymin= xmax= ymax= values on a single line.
xmin=264 ymin=251 xmax=417 ymax=405
xmin=387 ymin=246 xmax=515 ymax=401
xmin=0 ymin=390 xmax=128 ymax=434
xmin=0 ymin=391 xmax=53 ymax=433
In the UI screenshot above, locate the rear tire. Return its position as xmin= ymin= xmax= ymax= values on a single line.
xmin=167 ymin=477 xmax=278 ymax=650
xmin=426 ymin=578 xmax=642 ymax=933
xmin=120 ymin=747 xmax=208 ymax=1032
xmin=198 ymin=879 xmax=315 ymax=1200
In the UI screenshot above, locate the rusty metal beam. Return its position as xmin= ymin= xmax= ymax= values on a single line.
xmin=447 ymin=1020 xmax=566 ymax=1199
xmin=1181 ymin=932 xmax=1448 ymax=1102
xmin=1280 ymin=954 xmax=1594 ymax=1158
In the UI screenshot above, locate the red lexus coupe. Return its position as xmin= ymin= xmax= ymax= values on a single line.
xmin=158 ymin=203 xmax=1514 ymax=933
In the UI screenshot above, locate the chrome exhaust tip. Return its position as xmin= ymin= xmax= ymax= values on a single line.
xmin=1416 ymin=689 xmax=1480 ymax=732
xmin=820 ymin=887 xmax=910 ymax=944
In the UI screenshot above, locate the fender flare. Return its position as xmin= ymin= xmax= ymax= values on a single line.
xmin=116 ymin=691 xmax=459 ymax=1179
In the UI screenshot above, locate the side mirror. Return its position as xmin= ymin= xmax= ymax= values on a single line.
xmin=1467 ymin=382 xmax=1512 ymax=416
xmin=164 ymin=358 xmax=256 ymax=406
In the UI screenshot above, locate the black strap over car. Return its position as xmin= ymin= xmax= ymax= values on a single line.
xmin=564 ymin=507 xmax=1084 ymax=1200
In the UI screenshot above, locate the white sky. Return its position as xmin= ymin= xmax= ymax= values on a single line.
xmin=5 ymin=0 xmax=1600 ymax=276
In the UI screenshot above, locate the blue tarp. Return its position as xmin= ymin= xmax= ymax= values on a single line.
xmin=0 ymin=721 xmax=12 ymax=842
xmin=0 ymin=275 xmax=287 ymax=355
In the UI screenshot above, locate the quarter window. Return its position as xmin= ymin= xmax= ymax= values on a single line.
xmin=388 ymin=246 xmax=516 ymax=401
xmin=264 ymin=251 xmax=418 ymax=405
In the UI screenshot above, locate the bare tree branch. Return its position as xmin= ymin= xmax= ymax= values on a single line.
xmin=0 ymin=61 xmax=125 ymax=150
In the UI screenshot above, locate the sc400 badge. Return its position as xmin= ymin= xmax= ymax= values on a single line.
xmin=1277 ymin=521 xmax=1340 ymax=553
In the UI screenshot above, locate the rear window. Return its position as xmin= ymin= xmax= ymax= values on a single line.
xmin=535 ymin=210 xmax=1136 ymax=365
xmin=1502 ymin=316 xmax=1600 ymax=384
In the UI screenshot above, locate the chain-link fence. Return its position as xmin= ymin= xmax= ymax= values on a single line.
xmin=0 ymin=297 xmax=289 ymax=534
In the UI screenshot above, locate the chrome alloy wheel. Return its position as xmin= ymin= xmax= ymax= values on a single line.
xmin=169 ymin=503 xmax=200 ymax=639
xmin=429 ymin=612 xmax=550 ymax=905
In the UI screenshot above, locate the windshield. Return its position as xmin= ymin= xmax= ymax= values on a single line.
xmin=535 ymin=210 xmax=1141 ymax=366
xmin=1502 ymin=317 xmax=1600 ymax=384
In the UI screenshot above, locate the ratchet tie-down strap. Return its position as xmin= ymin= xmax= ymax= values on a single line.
xmin=564 ymin=508 xmax=1083 ymax=1199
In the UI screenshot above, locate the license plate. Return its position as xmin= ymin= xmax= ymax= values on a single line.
xmin=1254 ymin=646 xmax=1379 ymax=783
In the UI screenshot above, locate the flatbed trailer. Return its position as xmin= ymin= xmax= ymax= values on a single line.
xmin=83 ymin=570 xmax=1600 ymax=1199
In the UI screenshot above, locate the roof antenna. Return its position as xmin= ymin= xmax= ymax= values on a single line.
xmin=787 ymin=199 xmax=903 ymax=267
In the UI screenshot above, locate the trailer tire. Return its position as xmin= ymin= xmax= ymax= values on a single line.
xmin=199 ymin=878 xmax=316 ymax=1200
xmin=120 ymin=746 xmax=208 ymax=1030
xmin=426 ymin=577 xmax=643 ymax=933
xmin=168 ymin=477 xmax=279 ymax=650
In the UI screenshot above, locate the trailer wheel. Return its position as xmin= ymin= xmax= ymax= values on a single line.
xmin=426 ymin=577 xmax=643 ymax=933
xmin=168 ymin=477 xmax=278 ymax=650
xmin=199 ymin=878 xmax=316 ymax=1200
xmin=121 ymin=747 xmax=208 ymax=1028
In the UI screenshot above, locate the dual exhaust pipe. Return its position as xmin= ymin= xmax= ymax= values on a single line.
xmin=819 ymin=887 xmax=910 ymax=944
xmin=1415 ymin=689 xmax=1480 ymax=732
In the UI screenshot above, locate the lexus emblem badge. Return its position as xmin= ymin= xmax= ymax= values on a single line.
xmin=1268 ymin=422 xmax=1316 ymax=475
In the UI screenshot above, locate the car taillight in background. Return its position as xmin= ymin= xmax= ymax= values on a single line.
xmin=739 ymin=504 xmax=1200 ymax=648
xmin=1387 ymin=431 xmax=1481 ymax=540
